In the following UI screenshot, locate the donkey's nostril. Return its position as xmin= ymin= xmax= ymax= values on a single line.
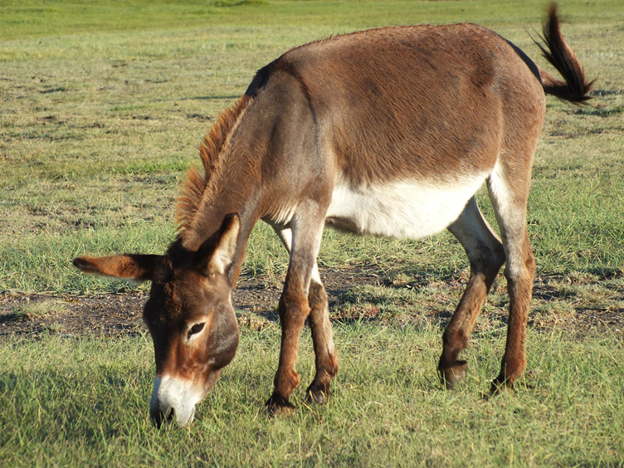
xmin=151 ymin=410 xmax=165 ymax=428
xmin=151 ymin=406 xmax=175 ymax=428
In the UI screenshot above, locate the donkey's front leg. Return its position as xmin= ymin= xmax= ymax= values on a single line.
xmin=306 ymin=265 xmax=339 ymax=404
xmin=266 ymin=216 xmax=325 ymax=414
xmin=266 ymin=273 xmax=310 ymax=414
xmin=272 ymin=227 xmax=338 ymax=405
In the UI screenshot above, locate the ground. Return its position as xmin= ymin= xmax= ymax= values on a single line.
xmin=1 ymin=268 xmax=622 ymax=338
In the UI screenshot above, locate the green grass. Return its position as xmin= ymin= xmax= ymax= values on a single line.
xmin=1 ymin=0 xmax=624 ymax=466
xmin=2 ymin=0 xmax=621 ymax=42
xmin=1 ymin=0 xmax=623 ymax=293
xmin=1 ymin=326 xmax=623 ymax=467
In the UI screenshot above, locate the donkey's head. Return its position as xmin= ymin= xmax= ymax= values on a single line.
xmin=73 ymin=214 xmax=241 ymax=427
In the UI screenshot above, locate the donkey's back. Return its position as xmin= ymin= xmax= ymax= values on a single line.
xmin=246 ymin=23 xmax=546 ymax=239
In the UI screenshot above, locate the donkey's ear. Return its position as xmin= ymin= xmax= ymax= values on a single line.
xmin=73 ymin=254 xmax=163 ymax=282
xmin=195 ymin=214 xmax=241 ymax=277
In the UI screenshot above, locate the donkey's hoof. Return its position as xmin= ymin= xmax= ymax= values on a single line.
xmin=305 ymin=382 xmax=330 ymax=404
xmin=439 ymin=360 xmax=468 ymax=389
xmin=265 ymin=394 xmax=296 ymax=416
xmin=490 ymin=378 xmax=515 ymax=396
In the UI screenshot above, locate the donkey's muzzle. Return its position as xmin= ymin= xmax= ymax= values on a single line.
xmin=149 ymin=375 xmax=199 ymax=428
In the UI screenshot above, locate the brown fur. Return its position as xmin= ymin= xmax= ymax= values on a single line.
xmin=250 ymin=24 xmax=504 ymax=188
xmin=176 ymin=96 xmax=252 ymax=237
xmin=74 ymin=5 xmax=592 ymax=423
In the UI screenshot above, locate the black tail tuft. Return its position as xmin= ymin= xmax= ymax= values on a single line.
xmin=534 ymin=3 xmax=594 ymax=103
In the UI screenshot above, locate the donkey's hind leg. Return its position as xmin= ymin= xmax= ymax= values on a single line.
xmin=439 ymin=197 xmax=506 ymax=388
xmin=272 ymin=227 xmax=338 ymax=405
xmin=487 ymin=163 xmax=536 ymax=392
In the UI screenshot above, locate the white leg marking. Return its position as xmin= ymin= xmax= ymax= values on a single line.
xmin=487 ymin=161 xmax=528 ymax=278
xmin=449 ymin=197 xmax=502 ymax=259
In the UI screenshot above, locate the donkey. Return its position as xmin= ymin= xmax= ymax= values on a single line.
xmin=74 ymin=4 xmax=592 ymax=426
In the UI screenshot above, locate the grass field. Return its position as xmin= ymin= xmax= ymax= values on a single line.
xmin=1 ymin=0 xmax=623 ymax=466
xmin=1 ymin=328 xmax=623 ymax=467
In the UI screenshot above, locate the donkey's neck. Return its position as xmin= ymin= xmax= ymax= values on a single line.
xmin=173 ymin=96 xmax=263 ymax=285
xmin=176 ymin=97 xmax=258 ymax=249
xmin=179 ymin=184 xmax=260 ymax=253
xmin=173 ymin=158 xmax=262 ymax=287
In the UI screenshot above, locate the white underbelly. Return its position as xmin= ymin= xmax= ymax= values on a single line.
xmin=325 ymin=177 xmax=487 ymax=239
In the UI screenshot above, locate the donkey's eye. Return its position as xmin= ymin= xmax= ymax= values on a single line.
xmin=187 ymin=322 xmax=205 ymax=339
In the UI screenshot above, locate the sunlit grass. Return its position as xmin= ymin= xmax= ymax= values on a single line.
xmin=1 ymin=1 xmax=623 ymax=293
xmin=0 ymin=327 xmax=622 ymax=466
xmin=1 ymin=1 xmax=624 ymax=465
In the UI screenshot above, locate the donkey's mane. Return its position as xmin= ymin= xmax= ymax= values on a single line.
xmin=175 ymin=95 xmax=252 ymax=235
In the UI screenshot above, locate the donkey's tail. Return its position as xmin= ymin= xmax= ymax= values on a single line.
xmin=535 ymin=3 xmax=594 ymax=103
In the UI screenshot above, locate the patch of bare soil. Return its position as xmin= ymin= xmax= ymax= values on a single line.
xmin=0 ymin=267 xmax=380 ymax=338
xmin=0 ymin=268 xmax=622 ymax=338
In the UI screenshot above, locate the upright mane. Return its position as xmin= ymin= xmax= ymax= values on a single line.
xmin=175 ymin=95 xmax=252 ymax=236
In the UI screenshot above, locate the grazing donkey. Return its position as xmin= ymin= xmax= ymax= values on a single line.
xmin=74 ymin=4 xmax=592 ymax=426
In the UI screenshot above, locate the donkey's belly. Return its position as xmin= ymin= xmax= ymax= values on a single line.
xmin=325 ymin=177 xmax=487 ymax=239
